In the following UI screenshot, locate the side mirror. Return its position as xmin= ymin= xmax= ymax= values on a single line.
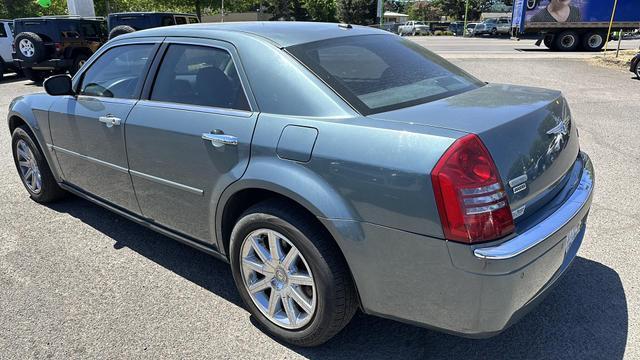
xmin=44 ymin=75 xmax=75 ymax=96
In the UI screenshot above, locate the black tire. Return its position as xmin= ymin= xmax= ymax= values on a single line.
xmin=108 ymin=25 xmax=136 ymax=40
xmin=581 ymin=31 xmax=606 ymax=52
xmin=14 ymin=32 xmax=47 ymax=63
xmin=554 ymin=30 xmax=580 ymax=51
xmin=491 ymin=28 xmax=498 ymax=36
xmin=22 ymin=68 xmax=48 ymax=83
xmin=11 ymin=125 xmax=66 ymax=203
xmin=635 ymin=60 xmax=640 ymax=79
xmin=544 ymin=35 xmax=556 ymax=50
xmin=70 ymin=53 xmax=90 ymax=76
xmin=230 ymin=200 xmax=358 ymax=347
xmin=0 ymin=60 xmax=4 ymax=82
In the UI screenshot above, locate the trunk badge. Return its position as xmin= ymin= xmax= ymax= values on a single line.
xmin=509 ymin=174 xmax=528 ymax=194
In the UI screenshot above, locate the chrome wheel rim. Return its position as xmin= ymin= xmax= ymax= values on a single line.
xmin=561 ymin=35 xmax=575 ymax=48
xmin=16 ymin=140 xmax=42 ymax=194
xmin=588 ymin=34 xmax=603 ymax=48
xmin=19 ymin=39 xmax=35 ymax=57
xmin=240 ymin=229 xmax=316 ymax=330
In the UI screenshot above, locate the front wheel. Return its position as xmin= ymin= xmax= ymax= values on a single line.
xmin=634 ymin=60 xmax=640 ymax=79
xmin=12 ymin=126 xmax=66 ymax=203
xmin=230 ymin=200 xmax=358 ymax=347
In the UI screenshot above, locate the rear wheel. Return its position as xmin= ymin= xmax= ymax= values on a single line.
xmin=230 ymin=200 xmax=357 ymax=347
xmin=635 ymin=60 xmax=640 ymax=79
xmin=0 ymin=60 xmax=4 ymax=81
xmin=581 ymin=31 xmax=606 ymax=51
xmin=554 ymin=30 xmax=579 ymax=51
xmin=108 ymin=25 xmax=136 ymax=40
xmin=11 ymin=126 xmax=66 ymax=203
xmin=22 ymin=68 xmax=48 ymax=83
xmin=70 ymin=54 xmax=89 ymax=76
xmin=543 ymin=35 xmax=556 ymax=50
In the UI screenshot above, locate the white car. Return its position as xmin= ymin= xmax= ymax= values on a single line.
xmin=398 ymin=21 xmax=430 ymax=36
xmin=0 ymin=19 xmax=18 ymax=81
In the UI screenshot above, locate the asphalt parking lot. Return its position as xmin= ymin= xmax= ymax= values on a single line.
xmin=1 ymin=40 xmax=639 ymax=359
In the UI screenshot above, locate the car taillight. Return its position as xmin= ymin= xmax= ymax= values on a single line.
xmin=54 ymin=43 xmax=62 ymax=53
xmin=431 ymin=134 xmax=514 ymax=244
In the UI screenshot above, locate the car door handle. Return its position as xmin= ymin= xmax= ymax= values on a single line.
xmin=202 ymin=133 xmax=238 ymax=148
xmin=98 ymin=115 xmax=121 ymax=128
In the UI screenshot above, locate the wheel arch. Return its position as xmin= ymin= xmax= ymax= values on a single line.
xmin=216 ymin=184 xmax=364 ymax=309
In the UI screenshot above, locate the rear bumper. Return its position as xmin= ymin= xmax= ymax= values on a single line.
xmin=13 ymin=58 xmax=73 ymax=70
xmin=321 ymin=152 xmax=594 ymax=337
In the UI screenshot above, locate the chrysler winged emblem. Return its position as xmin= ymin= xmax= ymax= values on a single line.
xmin=546 ymin=118 xmax=569 ymax=136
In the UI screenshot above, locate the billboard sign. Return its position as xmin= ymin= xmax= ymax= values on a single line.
xmin=522 ymin=0 xmax=640 ymax=28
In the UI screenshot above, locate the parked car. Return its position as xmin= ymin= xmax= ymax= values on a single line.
xmin=398 ymin=21 xmax=430 ymax=36
xmin=631 ymin=52 xmax=640 ymax=79
xmin=108 ymin=12 xmax=199 ymax=40
xmin=448 ymin=21 xmax=465 ymax=36
xmin=7 ymin=22 xmax=594 ymax=347
xmin=466 ymin=22 xmax=479 ymax=36
xmin=1 ymin=19 xmax=20 ymax=81
xmin=474 ymin=17 xmax=511 ymax=36
xmin=12 ymin=16 xmax=107 ymax=82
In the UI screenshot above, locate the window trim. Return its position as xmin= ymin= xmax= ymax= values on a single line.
xmin=141 ymin=38 xmax=255 ymax=114
xmin=73 ymin=40 xmax=162 ymax=100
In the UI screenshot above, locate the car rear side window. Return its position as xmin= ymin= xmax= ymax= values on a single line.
xmin=0 ymin=24 xmax=6 ymax=37
xmin=150 ymin=44 xmax=250 ymax=111
xmin=175 ymin=17 xmax=187 ymax=25
xmin=287 ymin=35 xmax=483 ymax=115
xmin=80 ymin=44 xmax=154 ymax=99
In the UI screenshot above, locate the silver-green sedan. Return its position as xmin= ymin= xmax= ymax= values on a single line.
xmin=8 ymin=22 xmax=594 ymax=346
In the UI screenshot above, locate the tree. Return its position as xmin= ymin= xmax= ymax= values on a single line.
xmin=408 ymin=1 xmax=442 ymax=21
xmin=336 ymin=0 xmax=376 ymax=25
xmin=303 ymin=0 xmax=336 ymax=22
xmin=433 ymin=0 xmax=493 ymax=20
xmin=2 ymin=0 xmax=68 ymax=18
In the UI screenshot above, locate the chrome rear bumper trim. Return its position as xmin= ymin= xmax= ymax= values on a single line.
xmin=474 ymin=154 xmax=593 ymax=260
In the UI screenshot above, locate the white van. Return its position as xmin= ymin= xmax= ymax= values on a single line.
xmin=1 ymin=19 xmax=18 ymax=81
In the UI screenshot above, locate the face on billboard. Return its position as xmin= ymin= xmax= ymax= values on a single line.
xmin=527 ymin=0 xmax=583 ymax=23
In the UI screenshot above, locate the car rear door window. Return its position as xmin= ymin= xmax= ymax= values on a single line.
xmin=0 ymin=24 xmax=6 ymax=37
xmin=79 ymin=44 xmax=154 ymax=99
xmin=161 ymin=16 xmax=174 ymax=26
xmin=287 ymin=34 xmax=483 ymax=115
xmin=150 ymin=44 xmax=250 ymax=111
xmin=175 ymin=16 xmax=187 ymax=25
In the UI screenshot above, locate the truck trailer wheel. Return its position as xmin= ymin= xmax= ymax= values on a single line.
xmin=543 ymin=35 xmax=556 ymax=50
xmin=581 ymin=31 xmax=606 ymax=51
xmin=554 ymin=30 xmax=579 ymax=51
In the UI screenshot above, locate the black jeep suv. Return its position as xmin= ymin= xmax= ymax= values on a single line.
xmin=108 ymin=12 xmax=199 ymax=40
xmin=13 ymin=16 xmax=107 ymax=82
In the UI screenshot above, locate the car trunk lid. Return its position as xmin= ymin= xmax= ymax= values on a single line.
xmin=369 ymin=83 xmax=580 ymax=222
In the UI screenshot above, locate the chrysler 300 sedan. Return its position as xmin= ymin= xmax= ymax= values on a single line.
xmin=8 ymin=22 xmax=594 ymax=346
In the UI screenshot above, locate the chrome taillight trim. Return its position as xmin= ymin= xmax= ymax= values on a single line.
xmin=459 ymin=183 xmax=502 ymax=196
xmin=462 ymin=191 xmax=506 ymax=206
xmin=466 ymin=201 xmax=507 ymax=215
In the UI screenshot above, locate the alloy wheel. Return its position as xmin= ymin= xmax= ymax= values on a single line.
xmin=240 ymin=229 xmax=317 ymax=330
xmin=16 ymin=139 xmax=42 ymax=194
xmin=19 ymin=39 xmax=35 ymax=58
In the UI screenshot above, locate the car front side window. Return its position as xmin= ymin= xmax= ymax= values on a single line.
xmin=79 ymin=44 xmax=154 ymax=99
xmin=150 ymin=44 xmax=250 ymax=111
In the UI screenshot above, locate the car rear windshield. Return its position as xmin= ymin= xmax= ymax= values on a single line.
xmin=287 ymin=34 xmax=483 ymax=115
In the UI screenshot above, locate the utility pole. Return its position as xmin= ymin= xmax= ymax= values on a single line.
xmin=603 ymin=0 xmax=619 ymax=56
xmin=463 ymin=0 xmax=470 ymax=36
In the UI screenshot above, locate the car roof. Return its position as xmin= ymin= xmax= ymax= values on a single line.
xmin=127 ymin=21 xmax=386 ymax=47
xmin=15 ymin=16 xmax=104 ymax=22
xmin=109 ymin=12 xmax=197 ymax=17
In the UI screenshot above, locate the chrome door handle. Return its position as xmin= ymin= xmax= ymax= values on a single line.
xmin=98 ymin=115 xmax=121 ymax=128
xmin=202 ymin=133 xmax=238 ymax=148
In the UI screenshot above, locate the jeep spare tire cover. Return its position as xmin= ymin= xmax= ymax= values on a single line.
xmin=15 ymin=32 xmax=46 ymax=63
xmin=108 ymin=25 xmax=136 ymax=40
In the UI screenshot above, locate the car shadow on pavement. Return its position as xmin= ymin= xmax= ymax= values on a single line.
xmin=48 ymin=196 xmax=628 ymax=360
